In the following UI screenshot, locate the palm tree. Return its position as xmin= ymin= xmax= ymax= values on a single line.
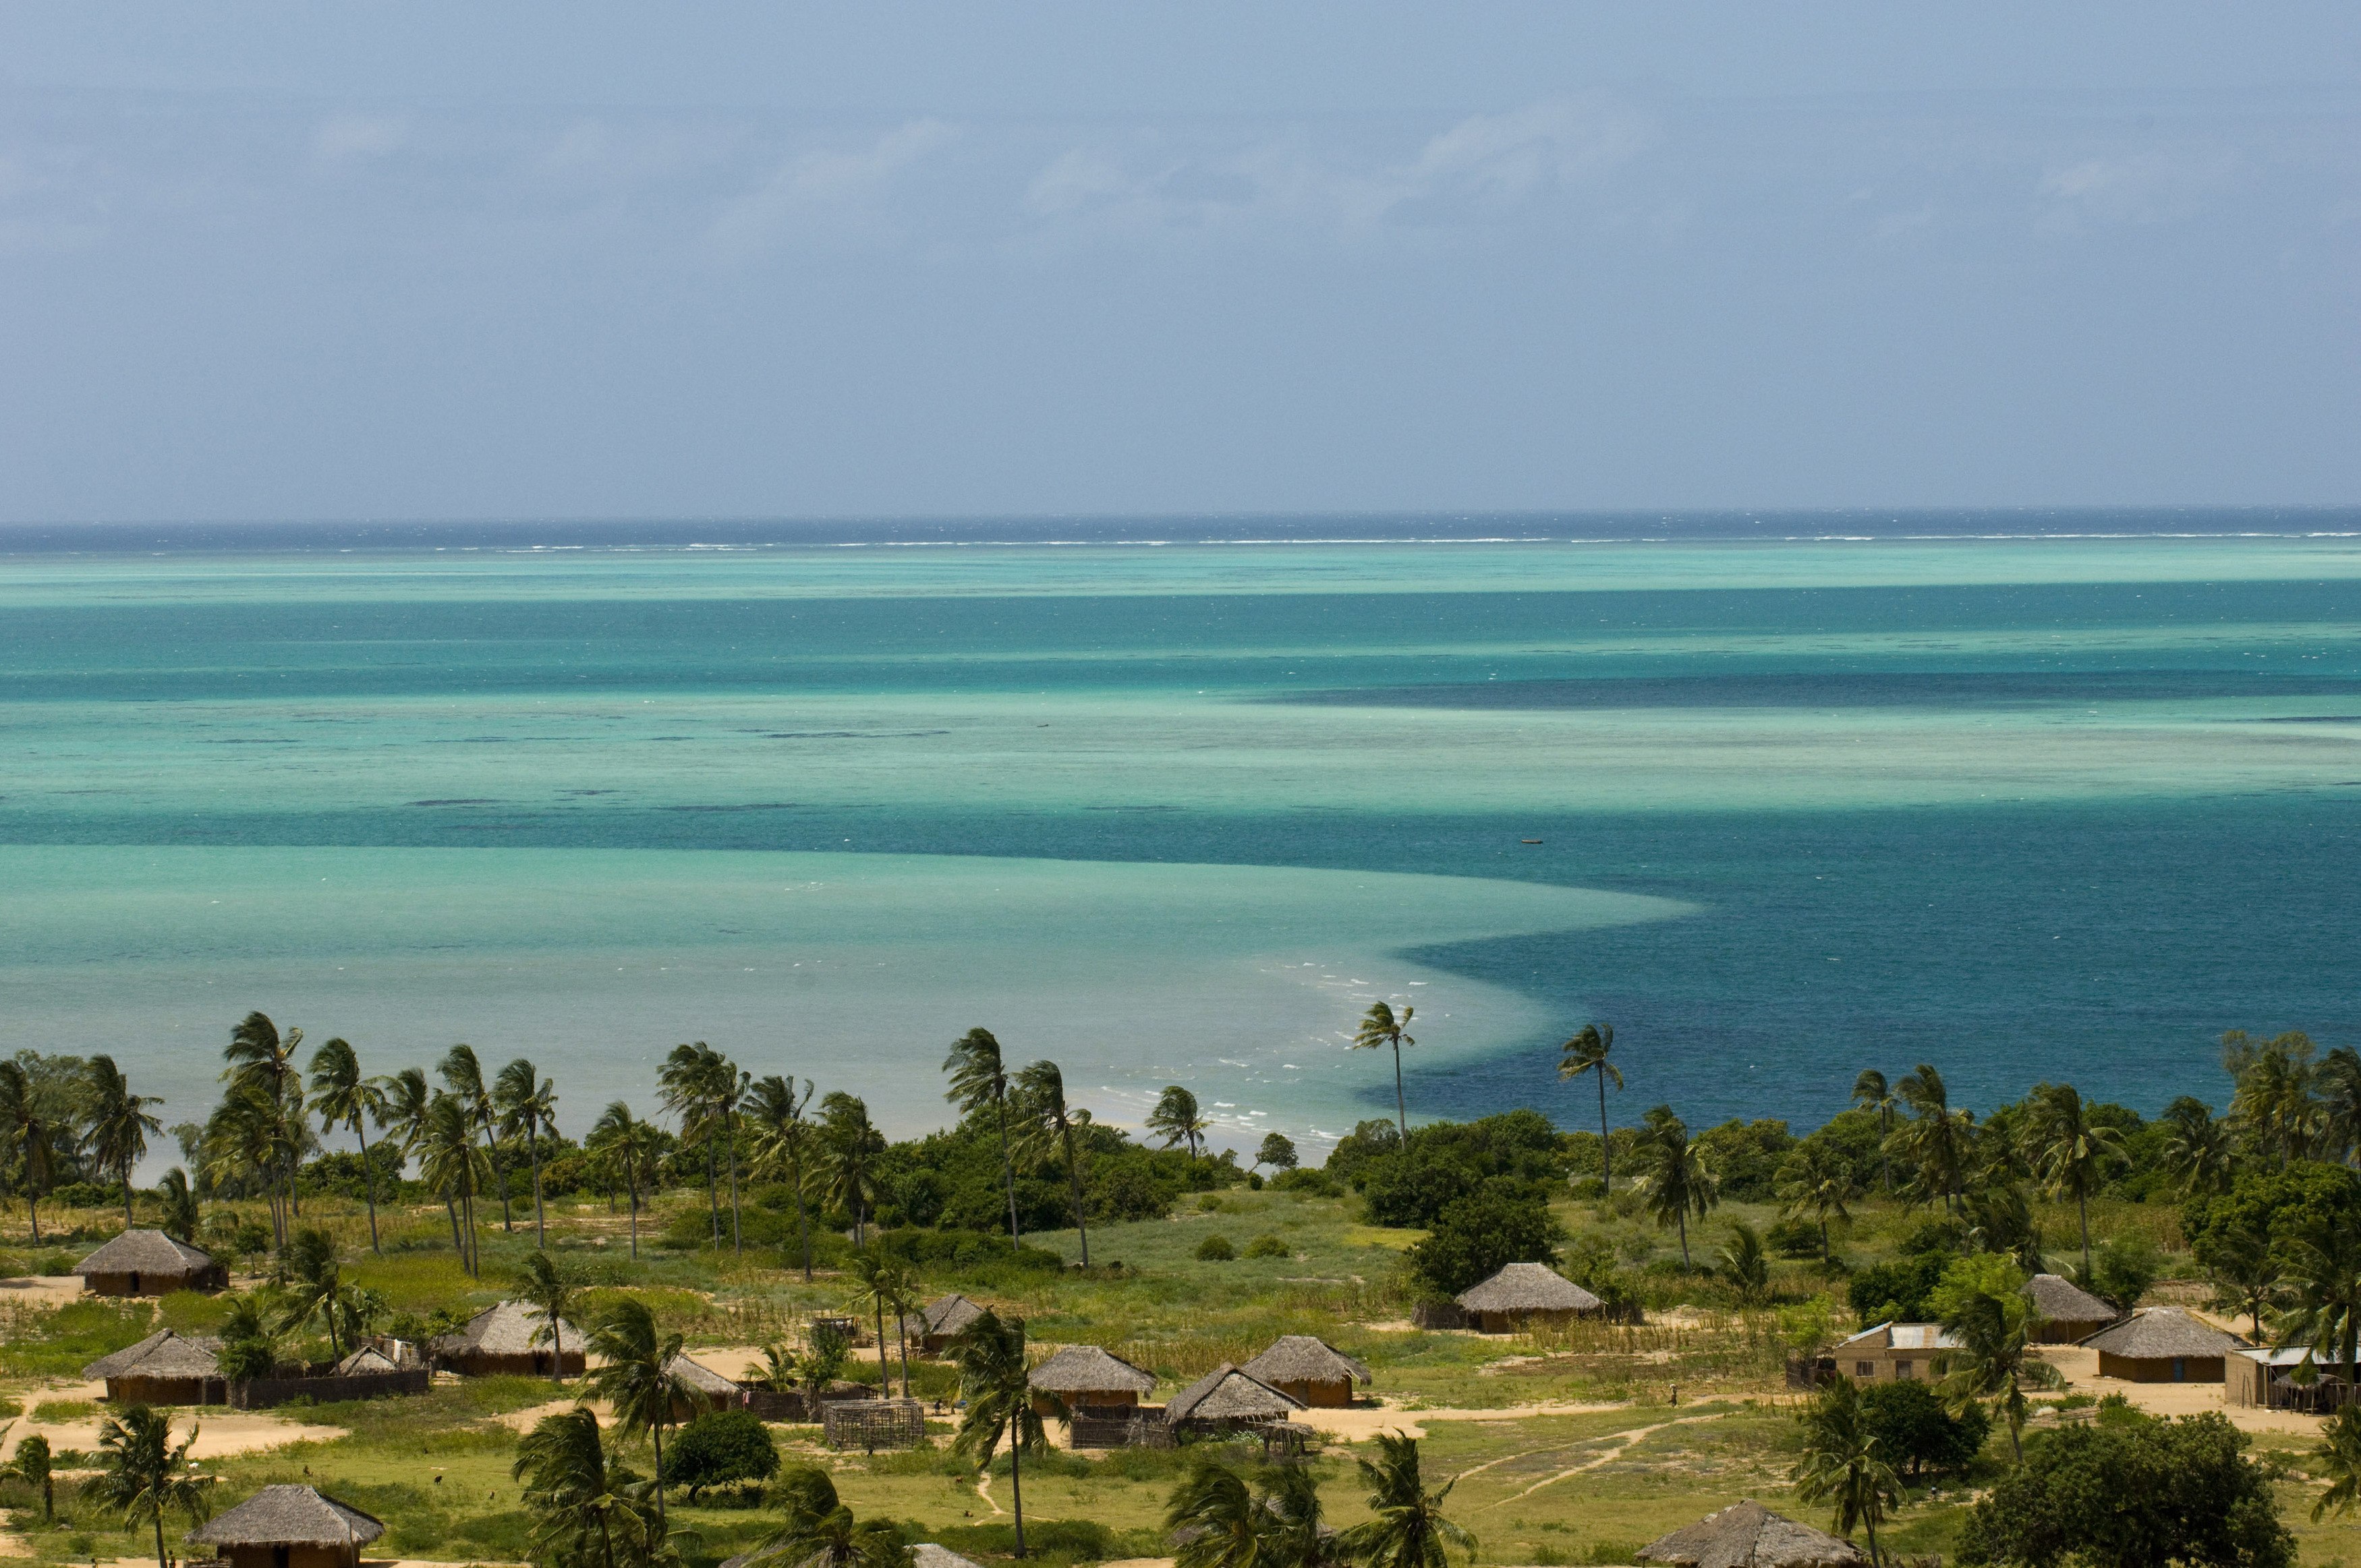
xmin=2311 ymin=1405 xmax=2361 ymax=1520
xmin=818 ymin=1093 xmax=883 ymax=1248
xmin=2279 ymin=1229 xmax=2361 ymax=1390
xmin=760 ymin=1467 xmax=910 ymax=1568
xmin=1148 ymin=1085 xmax=1210 ymax=1161
xmin=87 ymin=1405 xmax=212 ymax=1568
xmin=278 ymin=1227 xmax=347 ymax=1362
xmin=494 ymin=1058 xmax=559 ymax=1248
xmin=1630 ymin=1105 xmax=1717 ymax=1267
xmin=878 ymin=1259 xmax=921 ymax=1401
xmin=2224 ymin=1029 xmax=2322 ymax=1167
xmin=945 ymin=1028 xmax=1024 ymax=1248
xmin=1014 ymin=1059 xmax=1092 ymax=1267
xmin=0 ymin=1060 xmax=60 ymax=1243
xmin=949 ymin=1308 xmax=1044 ymax=1558
xmin=2321 ymin=1047 xmax=2361 ymax=1169
xmin=515 ymin=1249 xmax=581 ymax=1387
xmin=589 ymin=1101 xmax=661 ymax=1262
xmin=156 ymin=1167 xmax=200 ymax=1244
xmin=2204 ymin=1227 xmax=2287 ymax=1339
xmin=1889 ymin=1064 xmax=1972 ymax=1215
xmin=1165 ymin=1459 xmax=1267 ymax=1568
xmin=82 ymin=1055 xmax=164 ymax=1229
xmin=847 ymin=1248 xmax=901 ymax=1392
xmin=587 ymin=1296 xmax=693 ymax=1528
xmin=1558 ymin=1024 xmax=1622 ymax=1194
xmin=438 ymin=1044 xmax=511 ymax=1233
xmin=418 ymin=1091 xmax=491 ymax=1275
xmin=4 ymin=1432 xmax=55 ymax=1521
xmin=1338 ymin=1431 xmax=1474 ymax=1568
xmin=308 ymin=1037 xmax=387 ymax=1252
xmin=1852 ymin=1070 xmax=1896 ymax=1193
xmin=1718 ymin=1220 xmax=1769 ymax=1305
xmin=1775 ymin=1142 xmax=1859 ymax=1265
xmin=1929 ymin=1253 xmax=2039 ymax=1463
xmin=2159 ymin=1096 xmax=2238 ymax=1197
xmin=2021 ymin=1081 xmax=2128 ymax=1279
xmin=1790 ymin=1378 xmax=1900 ymax=1567
xmin=747 ymin=1075 xmax=818 ymax=1281
xmin=1353 ymin=1002 xmax=1417 ymax=1142
xmin=225 ymin=1011 xmax=306 ymax=1241
xmin=513 ymin=1405 xmax=659 ymax=1568
xmin=377 ymin=1065 xmax=431 ymax=1176
xmin=660 ymin=1041 xmax=738 ymax=1249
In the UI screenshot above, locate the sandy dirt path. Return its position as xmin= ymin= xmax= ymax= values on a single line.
xmin=1476 ymin=1412 xmax=1728 ymax=1509
xmin=1296 ymin=1398 xmax=1632 ymax=1442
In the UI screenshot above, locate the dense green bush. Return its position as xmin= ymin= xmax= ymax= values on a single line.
xmin=2184 ymin=1161 xmax=2361 ymax=1273
xmin=1357 ymin=1111 xmax=1565 ymax=1228
xmin=1270 ymin=1167 xmax=1340 ymax=1197
xmin=1409 ymin=1187 xmax=1561 ymax=1296
xmin=1692 ymin=1119 xmax=1795 ymax=1203
xmin=1243 ymin=1233 xmax=1290 ymax=1259
xmin=1847 ymin=1248 xmax=1953 ymax=1324
xmin=662 ymin=1409 xmax=780 ymax=1499
xmin=1195 ymin=1234 xmax=1235 ymax=1262
xmin=1859 ymin=1376 xmax=1989 ymax=1478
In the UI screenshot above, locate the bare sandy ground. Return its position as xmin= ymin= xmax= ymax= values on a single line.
xmin=5 ymin=1408 xmax=347 ymax=1460
xmin=1295 ymin=1397 xmax=1631 ymax=1442
xmin=0 ymin=1277 xmax=82 ymax=1306
xmin=489 ymin=1395 xmax=613 ymax=1432
xmin=2032 ymin=1345 xmax=2325 ymax=1437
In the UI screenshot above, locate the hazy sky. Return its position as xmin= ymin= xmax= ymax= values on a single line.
xmin=2 ymin=4 xmax=2356 ymax=521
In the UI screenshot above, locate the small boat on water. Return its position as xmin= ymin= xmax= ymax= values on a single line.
xmin=1520 ymin=838 xmax=1543 ymax=844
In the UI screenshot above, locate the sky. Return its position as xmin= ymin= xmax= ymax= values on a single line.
xmin=1 ymin=4 xmax=2356 ymax=522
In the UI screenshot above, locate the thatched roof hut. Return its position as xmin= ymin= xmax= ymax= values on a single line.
xmin=1638 ymin=1500 xmax=1869 ymax=1568
xmin=1166 ymin=1364 xmax=1303 ymax=1428
xmin=1241 ymin=1336 xmax=1371 ymax=1408
xmin=912 ymin=1546 xmax=984 ymax=1568
xmin=2024 ymin=1275 xmax=2121 ymax=1341
xmin=84 ymin=1329 xmax=223 ymax=1405
xmin=1455 ymin=1262 xmax=1603 ymax=1331
xmin=1029 ymin=1345 xmax=1158 ymax=1411
xmin=432 ymin=1301 xmax=586 ymax=1377
xmin=188 ymin=1484 xmax=385 ymax=1568
xmin=666 ymin=1352 xmax=744 ymax=1413
xmin=909 ymin=1294 xmax=987 ymax=1352
xmin=74 ymin=1230 xmax=226 ymax=1296
xmin=2081 ymin=1308 xmax=2245 ymax=1383
xmin=334 ymin=1345 xmax=401 ymax=1376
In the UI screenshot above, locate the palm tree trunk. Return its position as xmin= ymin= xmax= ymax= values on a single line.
xmin=446 ymin=1194 xmax=463 ymax=1257
xmin=1821 ymin=1217 xmax=1831 ymax=1265
xmin=1009 ymin=1431 xmax=1027 ymax=1559
xmin=152 ymin=1509 xmax=167 ymax=1568
xmin=490 ymin=1113 xmax=513 ymax=1231
xmin=2078 ymin=1190 xmax=2092 ymax=1279
xmin=358 ymin=1121 xmax=382 ymax=1253
xmin=1678 ymin=1209 xmax=1690 ymax=1268
xmin=598 ymin=1513 xmax=616 ymax=1568
xmin=1597 ymin=1075 xmax=1611 ymax=1194
xmin=1392 ymin=1040 xmax=1408 ymax=1142
xmin=727 ymin=1113 xmax=743 ymax=1256
xmin=26 ymin=1190 xmax=38 ymax=1244
xmin=651 ymin=1421 xmax=668 ymax=1528
xmin=123 ymin=1157 xmax=134 ymax=1229
xmin=627 ymin=1171 xmax=641 ymax=1262
xmin=793 ymin=1150 xmax=813 ymax=1283
xmin=874 ymin=1295 xmax=889 ymax=1389
xmin=1863 ymin=1511 xmax=1880 ymax=1568
xmin=1062 ymin=1126 xmax=1090 ymax=1267
xmin=530 ymin=1122 xmax=546 ymax=1247
xmin=706 ymin=1140 xmax=720 ymax=1245
xmin=897 ymin=1318 xmax=911 ymax=1399
xmin=996 ymin=1093 xmax=1021 ymax=1250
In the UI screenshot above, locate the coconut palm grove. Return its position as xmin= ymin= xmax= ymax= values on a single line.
xmin=0 ymin=1011 xmax=2350 ymax=1568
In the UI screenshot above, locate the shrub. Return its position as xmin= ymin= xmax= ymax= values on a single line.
xmin=1848 ymin=1249 xmax=1953 ymax=1323
xmin=1765 ymin=1218 xmax=1822 ymax=1258
xmin=1243 ymin=1234 xmax=1290 ymax=1259
xmin=1860 ymin=1377 xmax=1990 ymax=1478
xmin=1410 ymin=1187 xmax=1561 ymax=1297
xmin=662 ymin=1409 xmax=780 ymax=1499
xmin=1271 ymin=1169 xmax=1340 ymax=1197
xmin=1195 ymin=1234 xmax=1236 ymax=1262
xmin=1358 ymin=1111 xmax=1564 ymax=1227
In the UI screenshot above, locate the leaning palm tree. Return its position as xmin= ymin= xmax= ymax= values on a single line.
xmin=1164 ymin=1459 xmax=1263 ymax=1568
xmin=1852 ymin=1070 xmax=1896 ymax=1193
xmin=818 ymin=1093 xmax=884 ymax=1248
xmin=2321 ymin=1047 xmax=2361 ymax=1169
xmin=308 ymin=1037 xmax=387 ymax=1252
xmin=1353 ymin=1001 xmax=1417 ymax=1142
xmin=277 ymin=1227 xmax=347 ymax=1362
xmin=587 ymin=1296 xmax=693 ymax=1528
xmin=2159 ymin=1095 xmax=2238 ymax=1198
xmin=376 ymin=1065 xmax=432 ymax=1172
xmin=1630 ymin=1105 xmax=1717 ymax=1267
xmin=418 ymin=1091 xmax=492 ymax=1275
xmin=5 ymin=1432 xmax=55 ymax=1521
xmin=225 ymin=1011 xmax=305 ymax=1239
xmin=588 ymin=1101 xmax=660 ymax=1262
xmin=2224 ymin=1029 xmax=2323 ymax=1167
xmin=2311 ymin=1405 xmax=2361 ymax=1521
xmin=2021 ymin=1080 xmax=2127 ymax=1279
xmin=747 ymin=1074 xmax=818 ymax=1281
xmin=1930 ymin=1253 xmax=2040 ymax=1463
xmin=438 ymin=1044 xmax=510 ymax=1233
xmin=156 ymin=1167 xmax=200 ymax=1244
xmin=0 ymin=1059 xmax=61 ymax=1244
xmin=877 ymin=1258 xmax=921 ymax=1401
xmin=760 ymin=1467 xmax=910 ymax=1568
xmin=945 ymin=1028 xmax=1023 ymax=1248
xmin=659 ymin=1041 xmax=738 ymax=1248
xmin=515 ymin=1249 xmax=581 ymax=1387
xmin=2205 ymin=1227 xmax=2287 ymax=1339
xmin=198 ymin=1081 xmax=282 ymax=1244
xmin=1558 ymin=1023 xmax=1622 ymax=1193
xmin=2280 ymin=1229 xmax=2361 ymax=1391
xmin=87 ymin=1404 xmax=212 ymax=1568
xmin=949 ymin=1308 xmax=1044 ymax=1559
xmin=1889 ymin=1064 xmax=1972 ymax=1215
xmin=1775 ymin=1142 xmax=1859 ymax=1265
xmin=1147 ymin=1084 xmax=1210 ymax=1161
xmin=1790 ymin=1377 xmax=1900 ymax=1567
xmin=82 ymin=1055 xmax=164 ymax=1229
xmin=513 ymin=1405 xmax=660 ymax=1568
xmin=1717 ymin=1221 xmax=1770 ymax=1306
xmin=1013 ymin=1059 xmax=1092 ymax=1266
xmin=494 ymin=1058 xmax=559 ymax=1248
xmin=847 ymin=1249 xmax=902 ymax=1393
xmin=1337 ymin=1431 xmax=1474 ymax=1568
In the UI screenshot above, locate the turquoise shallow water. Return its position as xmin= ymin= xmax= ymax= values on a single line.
xmin=5 ymin=517 xmax=2359 ymax=1163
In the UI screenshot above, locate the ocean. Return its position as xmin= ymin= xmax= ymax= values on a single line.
xmin=4 ymin=511 xmax=2359 ymax=1168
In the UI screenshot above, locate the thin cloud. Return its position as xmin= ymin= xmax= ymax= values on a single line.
xmin=708 ymin=118 xmax=958 ymax=261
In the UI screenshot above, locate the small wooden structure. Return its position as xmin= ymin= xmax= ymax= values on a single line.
xmin=1166 ymin=1364 xmax=1303 ymax=1436
xmin=822 ymin=1397 xmax=927 ymax=1451
xmin=907 ymin=1294 xmax=986 ymax=1354
xmin=1639 ymin=1500 xmax=1869 ymax=1568
xmin=1029 ymin=1344 xmax=1158 ymax=1415
xmin=74 ymin=1230 xmax=227 ymax=1297
xmin=1454 ymin=1262 xmax=1603 ymax=1333
xmin=85 ymin=1329 xmax=225 ymax=1406
xmin=809 ymin=1313 xmax=865 ymax=1347
xmin=2024 ymin=1274 xmax=2122 ymax=1343
xmin=186 ymin=1484 xmax=385 ymax=1568
xmin=2082 ymin=1308 xmax=2245 ymax=1384
xmin=1241 ymin=1336 xmax=1370 ymax=1407
xmin=667 ymin=1352 xmax=745 ymax=1418
xmin=1070 ymin=1405 xmax=1175 ymax=1449
xmin=1831 ymin=1323 xmax=1960 ymax=1383
xmin=431 ymin=1301 xmax=586 ymax=1378
xmin=2229 ymin=1347 xmax=2356 ymax=1412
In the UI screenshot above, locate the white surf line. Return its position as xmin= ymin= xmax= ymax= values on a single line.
xmin=1479 ymin=1412 xmax=1729 ymax=1509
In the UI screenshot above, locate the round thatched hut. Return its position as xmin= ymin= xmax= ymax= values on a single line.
xmin=2024 ymin=1274 xmax=2121 ymax=1343
xmin=2080 ymin=1308 xmax=2246 ymax=1383
xmin=74 ymin=1230 xmax=227 ymax=1297
xmin=1240 ymin=1335 xmax=1371 ymax=1407
xmin=666 ymin=1352 xmax=745 ymax=1416
xmin=1165 ymin=1364 xmax=1303 ymax=1433
xmin=1638 ymin=1499 xmax=1869 ymax=1568
xmin=1455 ymin=1262 xmax=1604 ymax=1333
xmin=430 ymin=1301 xmax=586 ymax=1378
xmin=908 ymin=1294 xmax=986 ymax=1354
xmin=1029 ymin=1344 xmax=1158 ymax=1414
xmin=84 ymin=1329 xmax=223 ymax=1405
xmin=186 ymin=1484 xmax=385 ymax=1568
